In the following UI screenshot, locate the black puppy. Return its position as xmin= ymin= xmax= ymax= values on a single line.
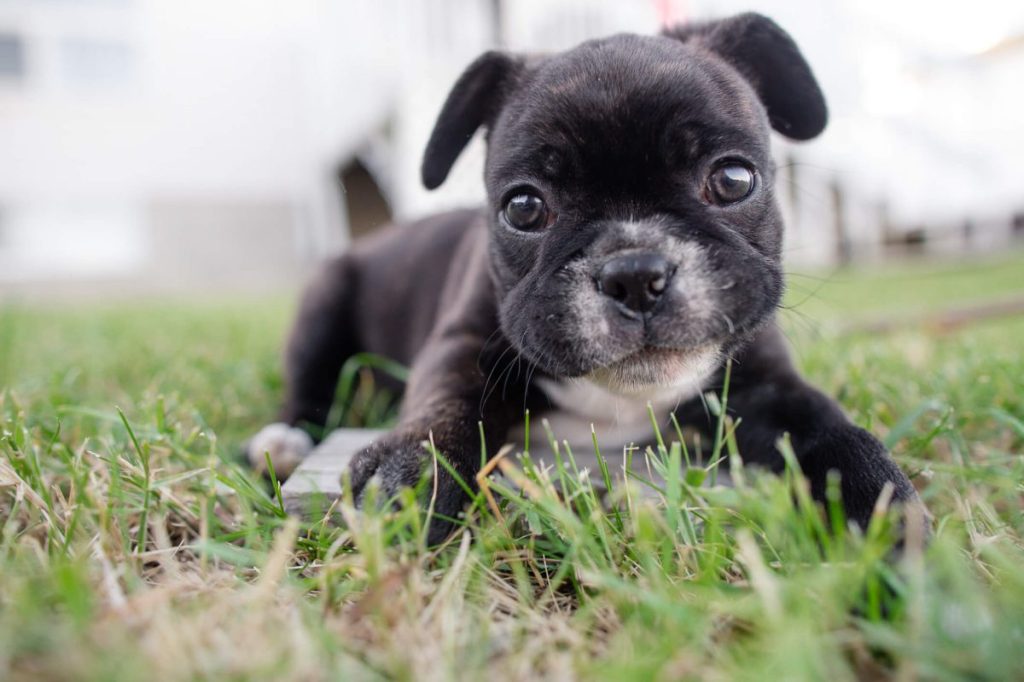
xmin=248 ymin=13 xmax=921 ymax=542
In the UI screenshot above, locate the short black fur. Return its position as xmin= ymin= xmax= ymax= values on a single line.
xmin=261 ymin=13 xmax=921 ymax=544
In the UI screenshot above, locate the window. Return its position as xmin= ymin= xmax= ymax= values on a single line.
xmin=0 ymin=33 xmax=26 ymax=80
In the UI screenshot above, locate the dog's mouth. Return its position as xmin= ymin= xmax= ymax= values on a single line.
xmin=587 ymin=344 xmax=721 ymax=395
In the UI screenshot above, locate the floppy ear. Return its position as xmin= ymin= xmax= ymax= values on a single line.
xmin=665 ymin=13 xmax=827 ymax=140
xmin=421 ymin=51 xmax=522 ymax=190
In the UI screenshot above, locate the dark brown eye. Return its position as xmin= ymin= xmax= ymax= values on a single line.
xmin=503 ymin=193 xmax=548 ymax=231
xmin=707 ymin=164 xmax=755 ymax=204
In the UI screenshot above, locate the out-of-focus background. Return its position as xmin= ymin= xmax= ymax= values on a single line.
xmin=0 ymin=0 xmax=1022 ymax=298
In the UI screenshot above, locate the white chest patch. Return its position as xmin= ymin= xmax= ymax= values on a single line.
xmin=512 ymin=349 xmax=720 ymax=453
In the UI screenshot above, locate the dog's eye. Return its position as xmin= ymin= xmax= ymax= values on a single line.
xmin=503 ymin=193 xmax=548 ymax=231
xmin=706 ymin=164 xmax=755 ymax=204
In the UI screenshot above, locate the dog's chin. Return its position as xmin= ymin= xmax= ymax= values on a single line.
xmin=587 ymin=344 xmax=722 ymax=395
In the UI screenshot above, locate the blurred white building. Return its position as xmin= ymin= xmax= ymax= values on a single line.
xmin=0 ymin=0 xmax=1021 ymax=295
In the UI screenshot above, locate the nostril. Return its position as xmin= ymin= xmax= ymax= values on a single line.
xmin=609 ymin=281 xmax=628 ymax=302
xmin=596 ymin=274 xmax=628 ymax=302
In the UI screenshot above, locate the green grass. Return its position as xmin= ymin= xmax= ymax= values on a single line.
xmin=2 ymin=252 xmax=1023 ymax=681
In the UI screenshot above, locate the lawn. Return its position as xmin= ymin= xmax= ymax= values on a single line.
xmin=1 ymin=252 xmax=1023 ymax=681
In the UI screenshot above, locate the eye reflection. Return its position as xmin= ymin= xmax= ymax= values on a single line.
xmin=503 ymin=193 xmax=548 ymax=230
xmin=707 ymin=164 xmax=754 ymax=204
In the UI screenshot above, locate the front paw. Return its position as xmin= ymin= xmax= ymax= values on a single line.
xmin=345 ymin=431 xmax=471 ymax=544
xmin=802 ymin=425 xmax=922 ymax=532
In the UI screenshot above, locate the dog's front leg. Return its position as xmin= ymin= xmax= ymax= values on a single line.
xmin=346 ymin=233 xmax=519 ymax=543
xmin=706 ymin=329 xmax=923 ymax=531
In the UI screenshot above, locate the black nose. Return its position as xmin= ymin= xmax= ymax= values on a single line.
xmin=597 ymin=252 xmax=675 ymax=314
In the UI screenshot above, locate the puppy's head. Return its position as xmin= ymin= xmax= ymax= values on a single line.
xmin=422 ymin=13 xmax=826 ymax=392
